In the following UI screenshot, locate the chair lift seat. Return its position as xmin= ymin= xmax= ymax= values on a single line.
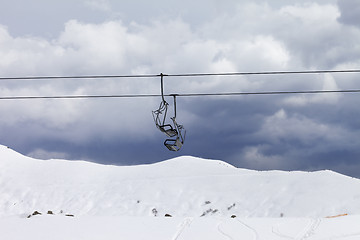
xmin=158 ymin=124 xmax=178 ymax=137
xmin=164 ymin=138 xmax=183 ymax=151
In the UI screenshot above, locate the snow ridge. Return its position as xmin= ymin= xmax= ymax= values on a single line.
xmin=0 ymin=145 xmax=359 ymax=218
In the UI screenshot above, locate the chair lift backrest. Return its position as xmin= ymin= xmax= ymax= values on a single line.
xmin=152 ymin=100 xmax=168 ymax=127
xmin=152 ymin=100 xmax=178 ymax=137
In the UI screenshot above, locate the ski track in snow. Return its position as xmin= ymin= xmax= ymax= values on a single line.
xmin=171 ymin=217 xmax=193 ymax=240
xmin=272 ymin=224 xmax=294 ymax=240
xmin=296 ymin=218 xmax=321 ymax=240
xmin=237 ymin=219 xmax=259 ymax=240
xmin=217 ymin=222 xmax=234 ymax=240
xmin=272 ymin=218 xmax=321 ymax=240
xmin=215 ymin=219 xmax=259 ymax=240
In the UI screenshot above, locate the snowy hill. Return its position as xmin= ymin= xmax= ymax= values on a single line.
xmin=0 ymin=144 xmax=360 ymax=218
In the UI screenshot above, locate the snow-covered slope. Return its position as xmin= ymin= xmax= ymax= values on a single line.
xmin=0 ymin=145 xmax=359 ymax=218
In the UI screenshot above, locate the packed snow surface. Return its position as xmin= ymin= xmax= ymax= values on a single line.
xmin=2 ymin=215 xmax=360 ymax=240
xmin=1 ymin=145 xmax=360 ymax=239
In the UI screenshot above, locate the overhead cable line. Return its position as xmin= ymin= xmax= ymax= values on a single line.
xmin=1 ymin=69 xmax=360 ymax=81
xmin=0 ymin=74 xmax=159 ymax=81
xmin=1 ymin=89 xmax=360 ymax=100
xmin=165 ymin=69 xmax=360 ymax=77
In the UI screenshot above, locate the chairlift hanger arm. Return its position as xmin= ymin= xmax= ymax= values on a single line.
xmin=170 ymin=94 xmax=178 ymax=119
xmin=160 ymin=73 xmax=166 ymax=103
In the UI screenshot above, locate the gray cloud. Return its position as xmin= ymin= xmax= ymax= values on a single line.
xmin=0 ymin=1 xmax=360 ymax=178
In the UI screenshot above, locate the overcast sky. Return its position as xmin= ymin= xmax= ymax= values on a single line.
xmin=1 ymin=0 xmax=360 ymax=177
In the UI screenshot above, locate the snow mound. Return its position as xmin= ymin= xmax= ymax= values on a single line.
xmin=0 ymin=145 xmax=359 ymax=218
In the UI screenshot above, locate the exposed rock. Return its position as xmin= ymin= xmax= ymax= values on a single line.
xmin=32 ymin=211 xmax=42 ymax=216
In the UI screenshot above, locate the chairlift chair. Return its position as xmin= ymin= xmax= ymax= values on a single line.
xmin=164 ymin=117 xmax=186 ymax=151
xmin=152 ymin=74 xmax=186 ymax=151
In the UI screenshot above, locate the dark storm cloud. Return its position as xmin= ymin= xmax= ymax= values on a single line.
xmin=337 ymin=0 xmax=360 ymax=28
xmin=15 ymin=90 xmax=359 ymax=178
xmin=181 ymin=93 xmax=360 ymax=178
